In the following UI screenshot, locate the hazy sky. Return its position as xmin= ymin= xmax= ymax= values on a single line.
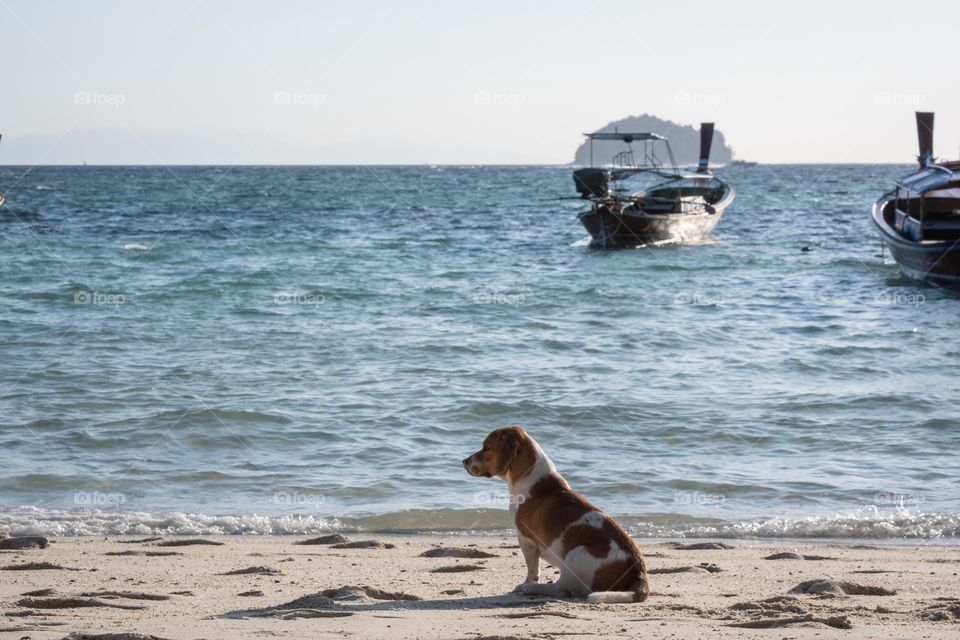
xmin=1 ymin=0 xmax=957 ymax=164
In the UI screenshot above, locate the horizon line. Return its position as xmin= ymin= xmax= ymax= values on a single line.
xmin=0 ymin=161 xmax=917 ymax=168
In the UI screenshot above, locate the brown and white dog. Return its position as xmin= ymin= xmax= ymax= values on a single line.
xmin=463 ymin=425 xmax=649 ymax=603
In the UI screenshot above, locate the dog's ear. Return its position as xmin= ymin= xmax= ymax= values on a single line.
xmin=495 ymin=429 xmax=522 ymax=476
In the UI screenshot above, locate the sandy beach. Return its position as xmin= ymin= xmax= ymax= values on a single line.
xmin=0 ymin=533 xmax=958 ymax=639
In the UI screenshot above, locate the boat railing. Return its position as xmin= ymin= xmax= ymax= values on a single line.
xmin=609 ymin=146 xmax=665 ymax=172
xmin=582 ymin=134 xmax=677 ymax=175
xmin=611 ymin=149 xmax=637 ymax=169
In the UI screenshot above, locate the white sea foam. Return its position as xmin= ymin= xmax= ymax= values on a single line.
xmin=122 ymin=242 xmax=149 ymax=251
xmin=623 ymin=506 xmax=960 ymax=540
xmin=0 ymin=506 xmax=341 ymax=537
xmin=1 ymin=505 xmax=957 ymax=540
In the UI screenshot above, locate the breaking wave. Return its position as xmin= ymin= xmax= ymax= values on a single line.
xmin=2 ymin=505 xmax=958 ymax=541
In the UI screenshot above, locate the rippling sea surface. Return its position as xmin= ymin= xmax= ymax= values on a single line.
xmin=1 ymin=164 xmax=959 ymax=539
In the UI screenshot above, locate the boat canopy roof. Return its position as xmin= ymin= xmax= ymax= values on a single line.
xmin=582 ymin=132 xmax=665 ymax=142
xmin=897 ymin=166 xmax=960 ymax=194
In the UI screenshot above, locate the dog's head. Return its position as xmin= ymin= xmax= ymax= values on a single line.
xmin=463 ymin=425 xmax=534 ymax=480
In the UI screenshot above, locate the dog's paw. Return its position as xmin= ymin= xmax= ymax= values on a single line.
xmin=512 ymin=575 xmax=540 ymax=593
xmin=512 ymin=580 xmax=537 ymax=593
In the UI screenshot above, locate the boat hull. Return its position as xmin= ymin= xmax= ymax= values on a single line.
xmin=871 ymin=196 xmax=960 ymax=288
xmin=579 ymin=205 xmax=724 ymax=248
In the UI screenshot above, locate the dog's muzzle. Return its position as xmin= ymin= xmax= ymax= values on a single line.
xmin=463 ymin=457 xmax=479 ymax=476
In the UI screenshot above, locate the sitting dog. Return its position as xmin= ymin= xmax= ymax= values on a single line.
xmin=463 ymin=425 xmax=649 ymax=602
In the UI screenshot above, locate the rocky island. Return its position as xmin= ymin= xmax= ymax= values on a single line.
xmin=573 ymin=114 xmax=734 ymax=166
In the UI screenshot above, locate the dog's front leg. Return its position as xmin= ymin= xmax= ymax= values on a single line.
xmin=512 ymin=535 xmax=540 ymax=592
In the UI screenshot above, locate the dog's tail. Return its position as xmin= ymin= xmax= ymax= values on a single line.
xmin=586 ymin=574 xmax=649 ymax=604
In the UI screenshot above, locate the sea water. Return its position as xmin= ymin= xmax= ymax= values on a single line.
xmin=1 ymin=164 xmax=958 ymax=539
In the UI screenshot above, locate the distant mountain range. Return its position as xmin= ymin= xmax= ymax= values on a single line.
xmin=573 ymin=115 xmax=734 ymax=166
